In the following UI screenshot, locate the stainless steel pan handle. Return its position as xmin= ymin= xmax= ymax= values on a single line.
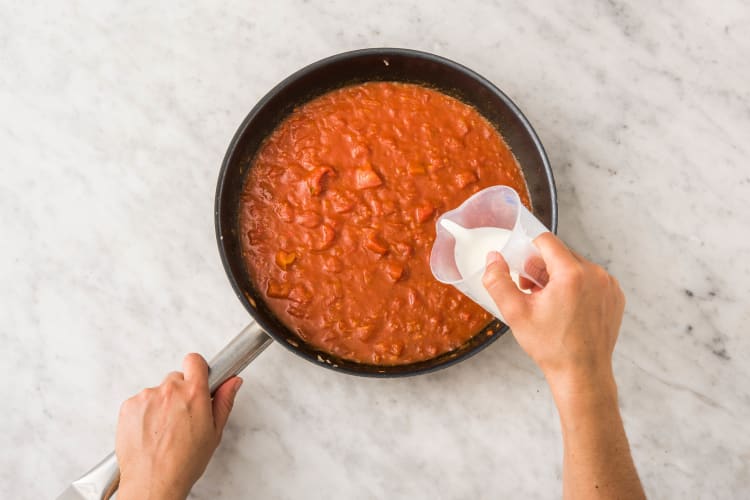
xmin=57 ymin=322 xmax=273 ymax=500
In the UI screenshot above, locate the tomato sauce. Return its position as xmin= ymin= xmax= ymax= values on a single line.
xmin=239 ymin=82 xmax=530 ymax=365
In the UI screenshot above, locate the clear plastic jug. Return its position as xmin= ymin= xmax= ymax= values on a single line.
xmin=429 ymin=185 xmax=549 ymax=322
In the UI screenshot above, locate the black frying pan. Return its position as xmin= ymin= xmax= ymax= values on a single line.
xmin=59 ymin=48 xmax=558 ymax=499
xmin=215 ymin=48 xmax=557 ymax=377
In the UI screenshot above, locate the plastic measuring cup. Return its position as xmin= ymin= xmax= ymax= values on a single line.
xmin=429 ymin=185 xmax=549 ymax=321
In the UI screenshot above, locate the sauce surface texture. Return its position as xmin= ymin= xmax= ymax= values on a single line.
xmin=240 ymin=82 xmax=530 ymax=365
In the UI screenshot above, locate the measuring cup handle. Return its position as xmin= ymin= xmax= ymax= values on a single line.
xmin=516 ymin=234 xmax=548 ymax=289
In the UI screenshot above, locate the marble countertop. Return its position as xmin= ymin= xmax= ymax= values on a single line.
xmin=2 ymin=1 xmax=749 ymax=498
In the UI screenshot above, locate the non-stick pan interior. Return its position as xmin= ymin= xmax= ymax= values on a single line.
xmin=216 ymin=48 xmax=557 ymax=376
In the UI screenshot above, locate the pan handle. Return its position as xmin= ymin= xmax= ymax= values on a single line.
xmin=206 ymin=321 xmax=273 ymax=393
xmin=57 ymin=322 xmax=273 ymax=500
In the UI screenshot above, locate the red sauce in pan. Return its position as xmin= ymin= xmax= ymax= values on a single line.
xmin=239 ymin=82 xmax=530 ymax=365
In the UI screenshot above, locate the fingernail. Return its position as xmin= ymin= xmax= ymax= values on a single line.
xmin=486 ymin=251 xmax=501 ymax=265
xmin=234 ymin=378 xmax=244 ymax=394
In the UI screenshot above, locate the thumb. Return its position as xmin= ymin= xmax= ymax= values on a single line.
xmin=482 ymin=251 xmax=528 ymax=324
xmin=212 ymin=377 xmax=243 ymax=436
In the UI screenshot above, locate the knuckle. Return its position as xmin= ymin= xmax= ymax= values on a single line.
xmin=563 ymin=263 xmax=585 ymax=288
xmin=160 ymin=380 xmax=179 ymax=397
xmin=595 ymin=266 xmax=610 ymax=285
xmin=119 ymin=397 xmax=135 ymax=415
xmin=500 ymin=302 xmax=524 ymax=323
xmin=185 ymin=384 xmax=204 ymax=401
xmin=481 ymin=270 xmax=498 ymax=289
xmin=138 ymin=387 xmax=155 ymax=400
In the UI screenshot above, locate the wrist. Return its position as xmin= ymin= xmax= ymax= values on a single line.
xmin=118 ymin=469 xmax=189 ymax=500
xmin=545 ymin=366 xmax=618 ymax=416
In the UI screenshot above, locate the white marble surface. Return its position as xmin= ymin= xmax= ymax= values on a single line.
xmin=1 ymin=1 xmax=749 ymax=498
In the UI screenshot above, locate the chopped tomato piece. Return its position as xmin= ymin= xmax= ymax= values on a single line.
xmin=355 ymin=166 xmax=382 ymax=189
xmin=289 ymin=284 xmax=313 ymax=304
xmin=354 ymin=325 xmax=375 ymax=341
xmin=454 ymin=171 xmax=478 ymax=188
xmin=323 ymin=256 xmax=343 ymax=272
xmin=266 ymin=280 xmax=290 ymax=298
xmin=415 ymin=202 xmax=435 ymax=223
xmin=329 ymin=191 xmax=356 ymax=213
xmin=308 ymin=166 xmax=335 ymax=195
xmin=365 ymin=238 xmax=387 ymax=254
xmin=389 ymin=341 xmax=405 ymax=356
xmin=312 ymin=224 xmax=336 ymax=250
xmin=394 ymin=242 xmax=413 ymax=257
xmin=275 ymin=202 xmax=294 ymax=222
xmin=382 ymin=200 xmax=397 ymax=215
xmin=275 ymin=251 xmax=296 ymax=270
xmin=286 ymin=304 xmax=308 ymax=318
xmin=363 ymin=231 xmax=388 ymax=254
xmin=295 ymin=211 xmax=322 ymax=228
xmin=455 ymin=118 xmax=469 ymax=136
xmin=384 ymin=261 xmax=404 ymax=282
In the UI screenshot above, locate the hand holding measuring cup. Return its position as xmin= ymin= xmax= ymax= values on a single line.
xmin=430 ymin=185 xmax=549 ymax=323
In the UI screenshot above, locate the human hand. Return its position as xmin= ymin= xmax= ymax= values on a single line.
xmin=115 ymin=353 xmax=243 ymax=500
xmin=482 ymin=233 xmax=625 ymax=397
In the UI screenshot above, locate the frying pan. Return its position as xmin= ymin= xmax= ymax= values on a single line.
xmin=58 ymin=48 xmax=557 ymax=499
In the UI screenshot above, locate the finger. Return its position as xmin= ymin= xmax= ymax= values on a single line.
xmin=533 ymin=233 xmax=579 ymax=275
xmin=183 ymin=353 xmax=209 ymax=391
xmin=161 ymin=371 xmax=184 ymax=384
xmin=482 ymin=251 xmax=528 ymax=322
xmin=212 ymin=377 xmax=243 ymax=436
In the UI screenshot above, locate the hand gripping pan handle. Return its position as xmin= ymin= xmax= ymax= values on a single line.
xmin=57 ymin=322 xmax=272 ymax=500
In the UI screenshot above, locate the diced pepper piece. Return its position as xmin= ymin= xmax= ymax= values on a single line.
xmin=415 ymin=202 xmax=435 ymax=223
xmin=329 ymin=191 xmax=356 ymax=213
xmin=266 ymin=280 xmax=290 ymax=298
xmin=407 ymin=163 xmax=426 ymax=175
xmin=308 ymin=166 xmax=335 ymax=195
xmin=355 ymin=166 xmax=383 ymax=189
xmin=275 ymin=251 xmax=296 ymax=270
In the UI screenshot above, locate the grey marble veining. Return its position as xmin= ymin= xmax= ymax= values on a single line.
xmin=1 ymin=1 xmax=749 ymax=498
